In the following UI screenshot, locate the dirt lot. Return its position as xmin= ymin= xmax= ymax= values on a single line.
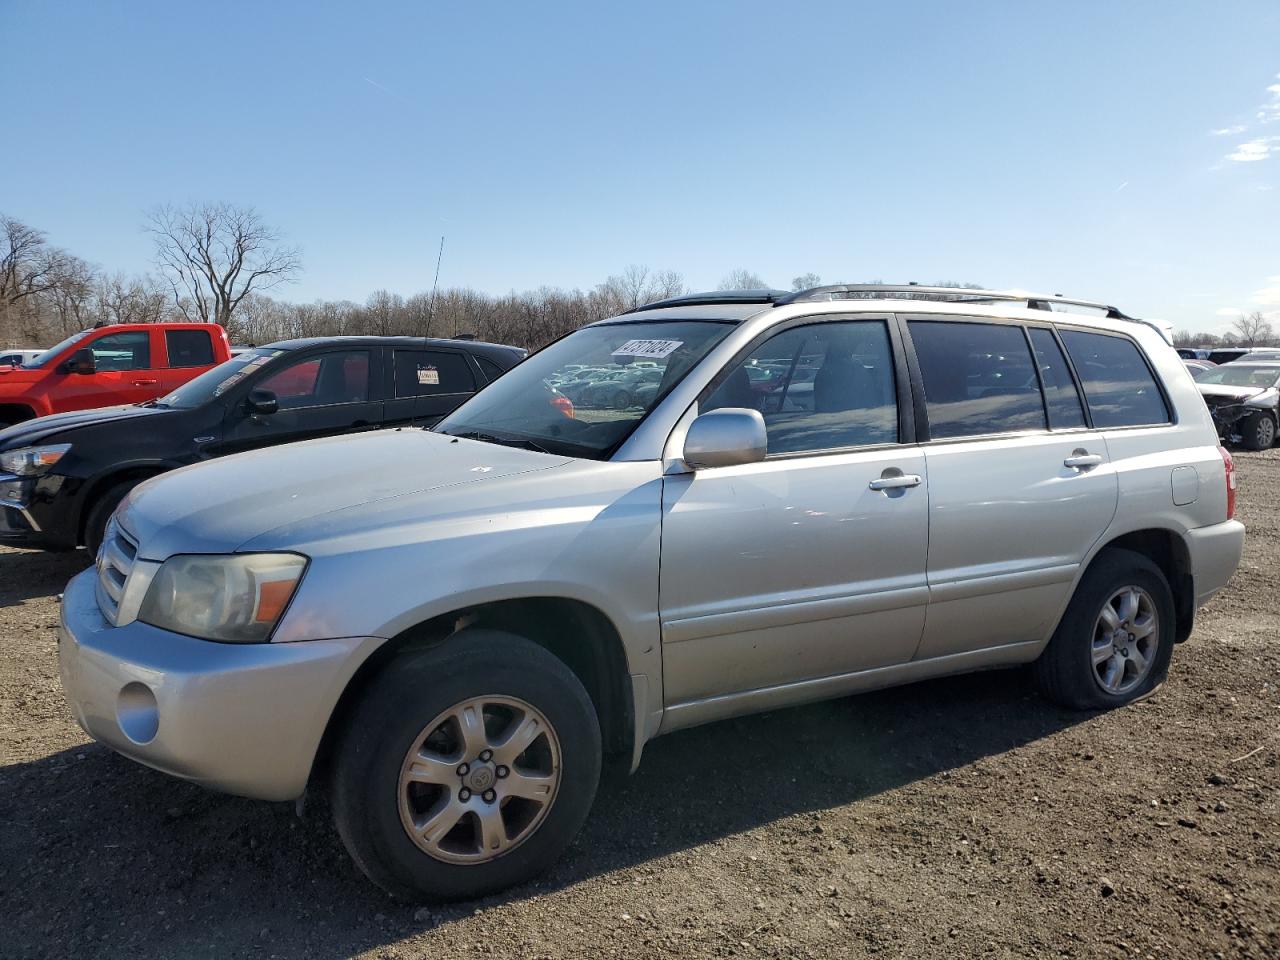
xmin=1 ymin=453 xmax=1277 ymax=960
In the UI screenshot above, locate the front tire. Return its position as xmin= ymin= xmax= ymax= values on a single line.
xmin=331 ymin=629 xmax=602 ymax=902
xmin=1240 ymin=411 xmax=1276 ymax=450
xmin=84 ymin=480 xmax=139 ymax=556
xmin=1033 ymin=548 xmax=1176 ymax=710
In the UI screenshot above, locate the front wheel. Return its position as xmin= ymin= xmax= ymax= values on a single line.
xmin=84 ymin=480 xmax=140 ymax=557
xmin=1240 ymin=411 xmax=1276 ymax=450
xmin=331 ymin=629 xmax=602 ymax=901
xmin=1033 ymin=548 xmax=1176 ymax=710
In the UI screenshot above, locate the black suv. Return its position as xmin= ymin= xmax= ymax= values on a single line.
xmin=0 ymin=336 xmax=525 ymax=554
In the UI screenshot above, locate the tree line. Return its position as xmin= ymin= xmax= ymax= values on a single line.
xmin=5 ymin=204 xmax=1269 ymax=352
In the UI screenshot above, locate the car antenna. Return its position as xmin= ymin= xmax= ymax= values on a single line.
xmin=426 ymin=235 xmax=444 ymax=345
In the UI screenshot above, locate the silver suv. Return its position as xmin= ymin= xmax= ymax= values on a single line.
xmin=58 ymin=285 xmax=1245 ymax=900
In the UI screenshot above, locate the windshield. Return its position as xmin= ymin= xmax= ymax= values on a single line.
xmin=24 ymin=329 xmax=95 ymax=368
xmin=1196 ymin=364 xmax=1280 ymax=388
xmin=152 ymin=348 xmax=287 ymax=409
xmin=436 ymin=320 xmax=735 ymax=459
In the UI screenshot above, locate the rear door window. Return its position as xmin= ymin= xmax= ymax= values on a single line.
xmin=1028 ymin=328 xmax=1087 ymax=429
xmin=908 ymin=320 xmax=1046 ymax=439
xmin=394 ymin=350 xmax=476 ymax=397
xmin=165 ymin=330 xmax=215 ymax=368
xmin=1058 ymin=330 xmax=1170 ymax=428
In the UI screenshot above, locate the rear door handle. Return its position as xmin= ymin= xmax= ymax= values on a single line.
xmin=132 ymin=378 xmax=159 ymax=386
xmin=868 ymin=474 xmax=923 ymax=491
xmin=1064 ymin=453 xmax=1104 ymax=469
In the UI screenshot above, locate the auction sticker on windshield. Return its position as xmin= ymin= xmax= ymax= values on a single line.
xmin=612 ymin=339 xmax=684 ymax=360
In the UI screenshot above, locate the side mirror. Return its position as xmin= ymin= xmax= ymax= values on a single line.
xmin=246 ymin=388 xmax=278 ymax=416
xmin=683 ymin=408 xmax=767 ymax=470
xmin=62 ymin=348 xmax=96 ymax=375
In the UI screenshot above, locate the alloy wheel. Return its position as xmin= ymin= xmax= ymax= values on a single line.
xmin=1091 ymin=586 xmax=1160 ymax=696
xmin=397 ymin=695 xmax=561 ymax=864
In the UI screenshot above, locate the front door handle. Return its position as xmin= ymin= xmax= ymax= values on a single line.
xmin=1064 ymin=452 xmax=1104 ymax=470
xmin=868 ymin=474 xmax=923 ymax=491
xmin=132 ymin=378 xmax=159 ymax=386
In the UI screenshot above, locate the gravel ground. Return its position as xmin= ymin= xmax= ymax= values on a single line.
xmin=1 ymin=451 xmax=1277 ymax=960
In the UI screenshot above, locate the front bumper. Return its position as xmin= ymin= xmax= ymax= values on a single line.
xmin=0 ymin=471 xmax=76 ymax=548
xmin=57 ymin=567 xmax=384 ymax=801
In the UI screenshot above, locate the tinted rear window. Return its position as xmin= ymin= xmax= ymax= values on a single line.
xmin=166 ymin=330 xmax=215 ymax=368
xmin=1059 ymin=330 xmax=1170 ymax=428
xmin=909 ymin=320 xmax=1046 ymax=439
xmin=394 ymin=350 xmax=476 ymax=397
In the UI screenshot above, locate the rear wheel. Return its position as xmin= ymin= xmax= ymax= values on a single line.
xmin=332 ymin=629 xmax=601 ymax=901
xmin=612 ymin=390 xmax=632 ymax=410
xmin=84 ymin=480 xmax=140 ymax=557
xmin=1240 ymin=411 xmax=1276 ymax=450
xmin=1033 ymin=548 xmax=1175 ymax=710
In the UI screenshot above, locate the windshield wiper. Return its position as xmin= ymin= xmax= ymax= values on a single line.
xmin=445 ymin=430 xmax=554 ymax=454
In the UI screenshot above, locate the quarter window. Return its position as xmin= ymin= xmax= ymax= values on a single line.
xmin=165 ymin=330 xmax=215 ymax=368
xmin=1028 ymin=328 xmax=1087 ymax=429
xmin=394 ymin=350 xmax=476 ymax=397
xmin=1059 ymin=330 xmax=1170 ymax=428
xmin=89 ymin=331 xmax=152 ymax=371
xmin=909 ymin=320 xmax=1045 ymax=439
xmin=704 ymin=320 xmax=899 ymax=455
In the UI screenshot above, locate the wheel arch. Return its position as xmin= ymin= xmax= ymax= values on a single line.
xmin=309 ymin=596 xmax=636 ymax=791
xmin=1080 ymin=527 xmax=1195 ymax=643
xmin=0 ymin=402 xmax=38 ymax=425
xmin=75 ymin=463 xmax=174 ymax=545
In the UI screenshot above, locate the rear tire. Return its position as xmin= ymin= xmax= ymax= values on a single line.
xmin=1033 ymin=548 xmax=1176 ymax=710
xmin=84 ymin=480 xmax=139 ymax=556
xmin=331 ymin=628 xmax=602 ymax=902
xmin=1240 ymin=412 xmax=1276 ymax=450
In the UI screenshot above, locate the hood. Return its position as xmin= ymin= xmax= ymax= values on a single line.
xmin=0 ymin=403 xmax=170 ymax=449
xmin=1198 ymin=384 xmax=1267 ymax=403
xmin=120 ymin=429 xmax=573 ymax=559
xmin=0 ymin=366 xmax=43 ymax=388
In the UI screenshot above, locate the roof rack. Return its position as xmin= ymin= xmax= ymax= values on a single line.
xmin=776 ymin=283 xmax=1133 ymax=316
xmin=622 ymin=289 xmax=788 ymax=314
xmin=627 ymin=284 xmax=1171 ymax=342
xmin=777 ymin=284 xmax=1172 ymax=342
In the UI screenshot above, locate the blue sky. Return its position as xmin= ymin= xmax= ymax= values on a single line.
xmin=3 ymin=0 xmax=1279 ymax=334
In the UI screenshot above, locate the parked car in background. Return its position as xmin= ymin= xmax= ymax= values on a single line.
xmin=0 ymin=348 xmax=42 ymax=367
xmin=0 ymin=322 xmax=232 ymax=429
xmin=1207 ymin=348 xmax=1249 ymax=365
xmin=0 ymin=335 xmax=524 ymax=553
xmin=1184 ymin=359 xmax=1217 ymax=378
xmin=1176 ymin=347 xmax=1213 ymax=361
xmin=57 ymin=284 xmax=1242 ymax=901
xmin=1237 ymin=349 xmax=1280 ymax=362
xmin=1195 ymin=361 xmax=1280 ymax=449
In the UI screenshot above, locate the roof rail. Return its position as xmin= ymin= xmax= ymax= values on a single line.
xmin=623 ymin=289 xmax=789 ymax=314
xmin=775 ymin=284 xmax=1172 ymax=343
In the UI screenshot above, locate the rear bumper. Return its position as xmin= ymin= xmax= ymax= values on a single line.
xmin=58 ymin=567 xmax=383 ymax=801
xmin=1187 ymin=519 xmax=1246 ymax=607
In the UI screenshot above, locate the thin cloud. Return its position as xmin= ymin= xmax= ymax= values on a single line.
xmin=1216 ymin=307 xmax=1244 ymax=317
xmin=1218 ymin=71 xmax=1280 ymax=162
xmin=1228 ymin=136 xmax=1280 ymax=163
xmin=1253 ymin=277 xmax=1280 ymax=306
xmin=1114 ymin=180 xmax=1129 ymax=193
xmin=362 ymin=76 xmax=394 ymax=95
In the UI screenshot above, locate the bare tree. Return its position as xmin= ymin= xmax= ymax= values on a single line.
xmin=148 ymin=203 xmax=300 ymax=328
xmin=717 ymin=269 xmax=768 ymax=291
xmin=1230 ymin=311 xmax=1275 ymax=348
xmin=791 ymin=273 xmax=821 ymax=291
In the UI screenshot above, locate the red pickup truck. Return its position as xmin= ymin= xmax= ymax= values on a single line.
xmin=0 ymin=322 xmax=231 ymax=428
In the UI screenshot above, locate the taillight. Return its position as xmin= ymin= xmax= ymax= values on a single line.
xmin=1219 ymin=445 xmax=1236 ymax=520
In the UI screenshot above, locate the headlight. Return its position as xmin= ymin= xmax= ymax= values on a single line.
xmin=138 ymin=553 xmax=308 ymax=643
xmin=0 ymin=443 xmax=71 ymax=476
